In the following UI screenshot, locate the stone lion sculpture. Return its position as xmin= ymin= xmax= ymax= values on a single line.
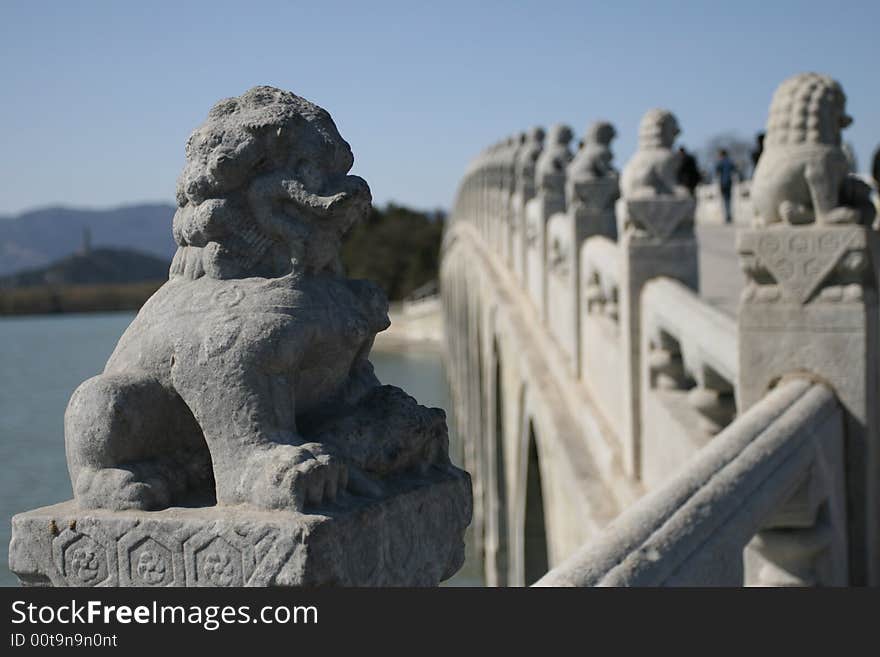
xmin=620 ymin=109 xmax=688 ymax=199
xmin=751 ymin=72 xmax=875 ymax=226
xmin=568 ymin=121 xmax=617 ymax=182
xmin=65 ymin=86 xmax=450 ymax=512
xmin=535 ymin=124 xmax=573 ymax=194
xmin=567 ymin=121 xmax=619 ymax=208
xmin=513 ymin=127 xmax=545 ymax=197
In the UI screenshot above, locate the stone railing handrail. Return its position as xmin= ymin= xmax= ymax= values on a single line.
xmin=638 ymin=276 xmax=739 ymax=486
xmin=581 ymin=236 xmax=619 ymax=290
xmin=641 ymin=277 xmax=737 ymax=391
xmin=534 ymin=377 xmax=845 ymax=586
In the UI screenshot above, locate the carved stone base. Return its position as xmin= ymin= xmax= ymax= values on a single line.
xmin=617 ymin=197 xmax=695 ymax=241
xmin=9 ymin=468 xmax=472 ymax=587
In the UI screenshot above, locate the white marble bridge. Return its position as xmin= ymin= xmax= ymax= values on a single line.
xmin=439 ymin=83 xmax=880 ymax=587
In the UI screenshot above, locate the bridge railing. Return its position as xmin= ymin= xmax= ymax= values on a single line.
xmin=579 ymin=235 xmax=622 ymax=431
xmin=450 ymin=127 xmax=719 ymax=455
xmin=535 ymin=377 xmax=848 ymax=586
xmin=442 ymin=94 xmax=879 ymax=585
xmin=639 ymin=277 xmax=738 ymax=488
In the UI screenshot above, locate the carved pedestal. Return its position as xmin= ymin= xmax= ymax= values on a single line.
xmin=10 ymin=467 xmax=472 ymax=587
xmin=570 ymin=179 xmax=618 ymax=241
xmin=738 ymin=224 xmax=880 ymax=585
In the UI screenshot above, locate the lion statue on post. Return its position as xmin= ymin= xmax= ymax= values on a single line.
xmin=751 ymin=72 xmax=875 ymax=226
xmin=568 ymin=121 xmax=617 ymax=183
xmin=620 ymin=109 xmax=688 ymax=199
xmin=65 ymin=86 xmax=450 ymax=512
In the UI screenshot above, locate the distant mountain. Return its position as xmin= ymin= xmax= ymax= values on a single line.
xmin=0 ymin=247 xmax=170 ymax=288
xmin=0 ymin=201 xmax=446 ymax=301
xmin=0 ymin=203 xmax=176 ymax=277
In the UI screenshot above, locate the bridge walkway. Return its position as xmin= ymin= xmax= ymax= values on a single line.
xmin=696 ymin=224 xmax=744 ymax=318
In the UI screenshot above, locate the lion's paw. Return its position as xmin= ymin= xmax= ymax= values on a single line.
xmin=74 ymin=466 xmax=173 ymax=511
xmin=779 ymin=201 xmax=814 ymax=225
xmin=244 ymin=443 xmax=350 ymax=511
xmin=824 ymin=206 xmax=864 ymax=225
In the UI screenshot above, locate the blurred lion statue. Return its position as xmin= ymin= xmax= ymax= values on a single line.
xmin=620 ymin=109 xmax=689 ymax=198
xmin=751 ymin=72 xmax=875 ymax=226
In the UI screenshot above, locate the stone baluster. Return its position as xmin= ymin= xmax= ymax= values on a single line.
xmin=646 ymin=332 xmax=689 ymax=391
xmin=479 ymin=147 xmax=491 ymax=239
xmin=511 ymin=127 xmax=545 ymax=286
xmin=487 ymin=142 xmax=500 ymax=248
xmin=583 ymin=269 xmax=619 ymax=322
xmin=494 ymin=139 xmax=511 ymax=251
xmin=644 ymin=328 xmax=737 ymax=436
xmin=618 ymin=109 xmax=698 ymax=478
xmin=737 ymin=73 xmax=878 ymax=585
xmin=493 ymin=137 xmax=514 ymax=259
xmin=684 ymin=366 xmax=736 ymax=436
xmin=547 ymin=121 xmax=620 ymax=375
xmin=524 ymin=123 xmax=573 ymax=320
xmin=503 ymin=133 xmax=527 ymax=266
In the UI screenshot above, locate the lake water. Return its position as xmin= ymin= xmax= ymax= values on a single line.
xmin=0 ymin=312 xmax=481 ymax=587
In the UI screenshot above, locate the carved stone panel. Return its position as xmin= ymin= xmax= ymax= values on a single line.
xmin=738 ymin=225 xmax=871 ymax=304
xmin=52 ymin=529 xmax=115 ymax=587
xmin=184 ymin=528 xmax=257 ymax=587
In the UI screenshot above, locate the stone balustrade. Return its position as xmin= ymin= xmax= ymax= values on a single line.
xmin=535 ymin=378 xmax=847 ymax=586
xmin=640 ymin=277 xmax=737 ymax=488
xmin=579 ymin=236 xmax=621 ymax=429
xmin=441 ymin=72 xmax=878 ymax=586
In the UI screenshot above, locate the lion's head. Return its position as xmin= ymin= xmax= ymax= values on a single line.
xmin=535 ymin=124 xmax=573 ymax=188
xmin=586 ymin=121 xmax=616 ymax=148
xmin=515 ymin=127 xmax=545 ymax=173
xmin=765 ymin=73 xmax=851 ymax=147
xmin=638 ymin=109 xmax=680 ymax=150
xmin=170 ymin=86 xmax=371 ymax=281
xmin=570 ymin=121 xmax=617 ymax=180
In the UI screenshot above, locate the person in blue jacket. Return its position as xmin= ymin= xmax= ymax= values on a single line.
xmin=715 ymin=149 xmax=739 ymax=224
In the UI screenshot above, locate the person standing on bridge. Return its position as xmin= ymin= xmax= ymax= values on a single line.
xmin=714 ymin=149 xmax=739 ymax=224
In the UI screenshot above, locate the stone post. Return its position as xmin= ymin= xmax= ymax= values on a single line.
xmin=525 ymin=124 xmax=572 ymax=320
xmin=502 ymin=133 xmax=526 ymax=267
xmin=488 ymin=139 xmax=504 ymax=260
xmin=737 ymin=73 xmax=879 ymax=586
xmin=511 ymin=127 xmax=545 ymax=286
xmin=618 ymin=109 xmax=698 ymax=478
xmin=9 ymin=86 xmax=472 ymax=587
xmin=547 ymin=121 xmax=619 ymax=376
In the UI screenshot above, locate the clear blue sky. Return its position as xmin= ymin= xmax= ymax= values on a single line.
xmin=1 ymin=0 xmax=878 ymax=216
